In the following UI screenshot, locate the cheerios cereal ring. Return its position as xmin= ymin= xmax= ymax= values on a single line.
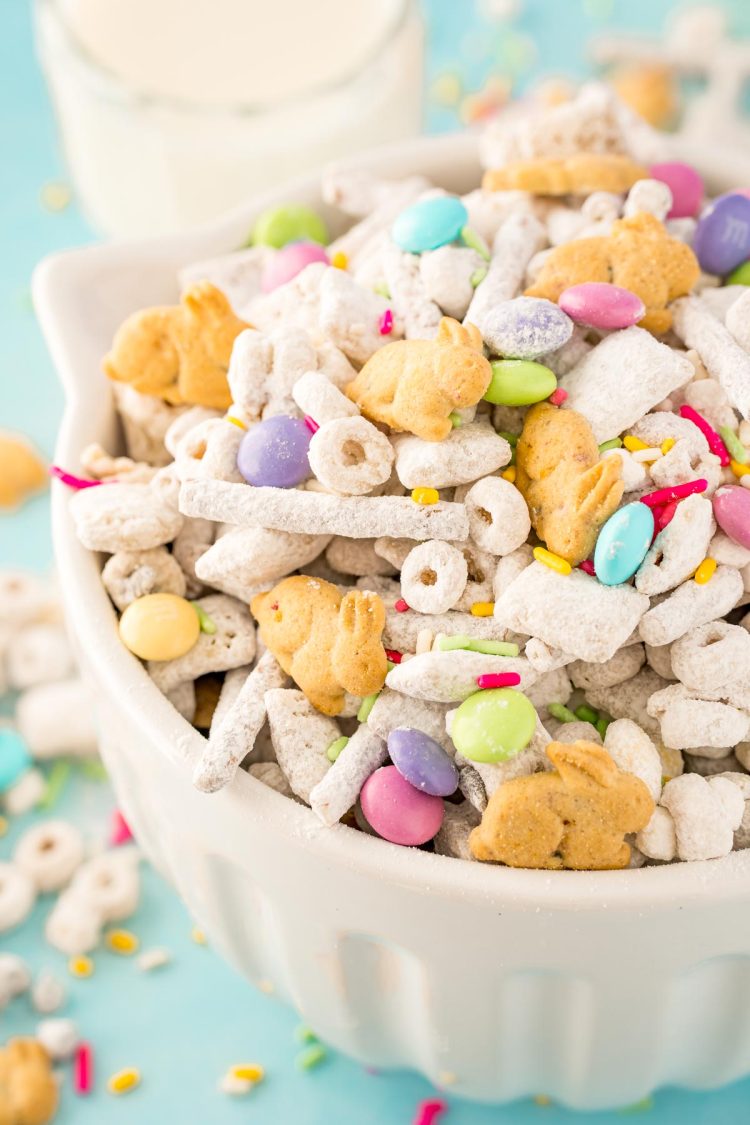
xmin=399 ymin=541 xmax=469 ymax=614
xmin=307 ymin=415 xmax=394 ymax=495
xmin=14 ymin=821 xmax=85 ymax=894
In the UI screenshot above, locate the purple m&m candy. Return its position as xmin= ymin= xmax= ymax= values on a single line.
xmin=261 ymin=240 xmax=329 ymax=293
xmin=360 ymin=766 xmax=444 ymax=846
xmin=236 ymin=415 xmax=312 ymax=488
xmin=712 ymin=485 xmax=750 ymax=549
xmin=559 ymin=282 xmax=645 ymax=330
xmin=387 ymin=728 xmax=459 ymax=797
xmin=693 ymin=193 xmax=750 ymax=276
xmin=649 ymin=162 xmax=703 ymax=219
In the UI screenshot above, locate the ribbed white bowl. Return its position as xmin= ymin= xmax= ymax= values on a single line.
xmin=34 ymin=133 xmax=750 ymax=1109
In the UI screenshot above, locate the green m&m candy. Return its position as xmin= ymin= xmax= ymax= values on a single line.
xmin=727 ymin=260 xmax=750 ymax=286
xmin=483 ymin=359 xmax=557 ymax=406
xmin=451 ymin=688 xmax=536 ymax=763
xmin=250 ymin=204 xmax=328 ymax=249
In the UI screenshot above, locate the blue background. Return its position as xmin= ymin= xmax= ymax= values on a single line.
xmin=3 ymin=0 xmax=750 ymax=1120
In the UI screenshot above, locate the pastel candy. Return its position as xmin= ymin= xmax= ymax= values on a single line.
xmin=450 ymin=687 xmax=537 ymax=763
xmin=387 ymin=728 xmax=459 ymax=797
xmin=483 ymin=359 xmax=557 ymax=406
xmin=712 ymin=485 xmax=750 ymax=549
xmin=119 ymin=593 xmax=201 ymax=662
xmin=559 ymin=282 xmax=645 ymax=330
xmin=261 ymin=241 xmax=329 ymax=293
xmin=693 ymin=193 xmax=750 ymax=276
xmin=481 ymin=297 xmax=573 ymax=359
xmin=727 ymin=260 xmax=750 ymax=286
xmin=236 ymin=415 xmax=312 ymax=488
xmin=649 ymin=162 xmax=704 ymax=219
xmin=0 ymin=730 xmax=31 ymax=793
xmin=392 ymin=196 xmax=468 ymax=254
xmin=251 ymin=204 xmax=328 ymax=248
xmin=593 ymin=501 xmax=655 ymax=587
xmin=360 ymin=766 xmax=444 ymax=845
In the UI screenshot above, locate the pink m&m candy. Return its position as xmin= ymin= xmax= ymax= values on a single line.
xmin=712 ymin=485 xmax=750 ymax=549
xmin=261 ymin=240 xmax=329 ymax=293
xmin=649 ymin=162 xmax=704 ymax=219
xmin=360 ymin=766 xmax=444 ymax=846
xmin=558 ymin=282 xmax=645 ymax=330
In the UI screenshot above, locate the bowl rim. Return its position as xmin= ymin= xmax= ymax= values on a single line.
xmin=33 ymin=130 xmax=750 ymax=911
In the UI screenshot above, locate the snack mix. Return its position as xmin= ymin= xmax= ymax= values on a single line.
xmin=63 ymin=84 xmax=750 ymax=871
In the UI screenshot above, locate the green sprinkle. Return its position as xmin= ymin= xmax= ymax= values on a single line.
xmin=460 ymin=225 xmax=491 ymax=261
xmin=470 ymin=266 xmax=488 ymax=288
xmin=719 ymin=425 xmax=748 ymax=464
xmin=191 ymin=603 xmax=217 ymax=634
xmin=78 ymin=758 xmax=108 ymax=781
xmin=598 ymin=438 xmax=623 ymax=453
xmin=294 ymin=1024 xmax=318 ymax=1044
xmin=449 ymin=411 xmax=463 ymax=428
xmin=595 ymin=715 xmax=611 ymax=739
xmin=373 ymin=281 xmax=391 ymax=298
xmin=497 ymin=431 xmax=519 ymax=447
xmin=326 ymin=736 xmax=349 ymax=763
xmin=436 ymin=633 xmax=472 ymax=651
xmin=548 ymin=702 xmax=578 ymax=724
xmin=296 ymin=1044 xmax=327 ymax=1071
xmin=575 ymin=704 xmax=599 ymax=725
xmin=39 ymin=760 xmax=71 ymax=810
xmin=357 ymin=692 xmax=379 ymax=723
xmin=436 ymin=634 xmax=520 ymax=657
xmin=618 ymin=1096 xmax=654 ymax=1115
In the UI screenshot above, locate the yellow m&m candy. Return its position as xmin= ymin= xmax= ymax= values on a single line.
xmin=119 ymin=594 xmax=200 ymax=662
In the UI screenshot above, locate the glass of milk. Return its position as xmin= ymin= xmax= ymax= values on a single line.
xmin=35 ymin=0 xmax=423 ymax=237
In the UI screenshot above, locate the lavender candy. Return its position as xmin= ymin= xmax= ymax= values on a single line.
xmin=481 ymin=297 xmax=573 ymax=360
xmin=387 ymin=728 xmax=459 ymax=797
xmin=236 ymin=415 xmax=311 ymax=488
xmin=693 ymin=193 xmax=750 ymax=277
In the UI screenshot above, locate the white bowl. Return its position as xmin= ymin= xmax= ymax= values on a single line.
xmin=34 ymin=133 xmax=750 ymax=1110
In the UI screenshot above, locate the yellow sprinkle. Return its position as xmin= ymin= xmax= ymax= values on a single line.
xmin=68 ymin=955 xmax=94 ymax=978
xmin=660 ymin=438 xmax=675 ymax=454
xmin=501 ymin=466 xmax=516 ymax=483
xmin=0 ymin=816 xmax=8 ymax=837
xmin=330 ymin=251 xmax=348 ymax=270
xmin=191 ymin=926 xmax=207 ymax=945
xmin=230 ymin=1064 xmax=265 ymax=1084
xmin=533 ymin=546 xmax=572 ymax=575
xmin=431 ymin=71 xmax=463 ymax=107
xmin=534 ymin=1094 xmax=553 ymax=1106
xmin=40 ymin=181 xmax=72 ymax=212
xmin=731 ymin=459 xmax=750 ymax=477
xmin=470 ymin=602 xmax=495 ymax=617
xmin=694 ymin=557 xmax=717 ymax=585
xmin=623 ymin=435 xmax=649 ymax=452
xmin=226 ymin=415 xmax=246 ymax=430
xmin=105 ymin=929 xmax=139 ymax=956
xmin=107 ymin=1068 xmax=141 ymax=1095
xmin=411 ymin=487 xmax=439 ymax=506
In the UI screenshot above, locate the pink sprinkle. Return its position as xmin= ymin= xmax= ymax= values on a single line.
xmin=74 ymin=1042 xmax=93 ymax=1095
xmin=653 ymin=499 xmax=679 ymax=535
xmin=303 ymin=415 xmax=319 ymax=434
xmin=413 ymin=1098 xmax=448 ymax=1125
xmin=379 ymin=308 xmax=394 ymax=336
xmin=476 ymin=672 xmax=521 ymax=689
xmin=548 ymin=387 xmax=568 ymax=406
xmin=385 ymin=649 xmax=402 ymax=664
xmin=679 ymin=405 xmax=730 ymax=466
xmin=640 ymin=479 xmax=708 ymax=508
xmin=578 ymin=559 xmax=596 ymax=576
xmin=49 ymin=465 xmax=103 ymax=490
xmin=394 ymin=598 xmax=410 ymax=613
xmin=110 ymin=809 xmax=133 ymax=846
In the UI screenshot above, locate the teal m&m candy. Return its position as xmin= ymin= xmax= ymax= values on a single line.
xmin=251 ymin=204 xmax=328 ymax=249
xmin=392 ymin=195 xmax=468 ymax=253
xmin=451 ymin=688 xmax=536 ymax=764
xmin=483 ymin=359 xmax=557 ymax=406
xmin=593 ymin=501 xmax=654 ymax=586
xmin=0 ymin=729 xmax=32 ymax=793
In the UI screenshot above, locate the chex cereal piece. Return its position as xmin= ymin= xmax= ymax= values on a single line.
xmin=392 ymin=423 xmax=511 ymax=491
xmin=603 ymin=718 xmax=662 ymax=801
xmin=463 ymin=212 xmax=546 ymax=337
xmin=195 ymin=527 xmax=330 ymax=602
xmin=383 ymin=608 xmax=515 ymax=651
xmin=382 ymin=243 xmax=443 ymax=340
xmin=419 ymin=245 xmax=486 ymax=321
xmin=70 ymin=481 xmax=183 ymax=552
xmin=647 ymin=684 xmax=750 ymax=749
xmin=635 ymin=494 xmax=715 ymax=595
xmin=385 ymin=650 xmax=537 ymax=703
xmin=673 ymin=296 xmax=750 ymax=420
xmin=434 ymin=801 xmax=481 ymax=860
xmin=308 ymin=725 xmax=388 ymax=826
xmin=148 ymin=595 xmax=256 ymax=694
xmin=171 ymin=517 xmax=215 ymax=597
xmin=366 ymin=689 xmax=454 ymax=755
xmin=102 ymin=548 xmax=187 ymax=611
xmin=326 ymin=538 xmax=396 ymax=578
xmin=265 ymin=689 xmax=339 ymax=802
xmin=586 ymin=667 xmax=668 ymax=739
xmin=568 ymin=645 xmax=646 ymax=692
xmin=653 ymin=773 xmax=745 ymax=861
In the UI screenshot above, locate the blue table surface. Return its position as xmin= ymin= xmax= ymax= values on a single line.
xmin=3 ymin=0 xmax=750 ymax=1120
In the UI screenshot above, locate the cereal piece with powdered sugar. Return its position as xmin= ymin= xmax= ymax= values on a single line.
xmin=113 ymin=384 xmax=184 ymax=466
xmin=644 ymin=642 xmax=675 ymax=680
xmin=548 ymin=720 xmax=601 ymax=745
xmin=384 ymin=607 xmax=513 ymax=653
xmin=453 ymin=541 xmax=497 ymax=613
xmin=382 ymin=243 xmax=443 ymax=340
xmin=670 ymin=620 xmax=750 ymax=695
xmin=179 ymin=246 xmax=269 ymax=318
xmin=386 ymin=650 xmax=537 ymax=704
xmin=248 ymin=761 xmax=297 ymax=799
xmin=419 ymin=245 xmax=486 ymax=321
xmin=710 ymin=533 xmax=750 ymax=568
xmin=646 ymin=683 xmax=750 ymax=750
xmin=392 ymin=423 xmax=511 ymax=491
xmin=228 ymin=327 xmax=315 ymax=421
xmin=164 ymin=407 xmax=222 ymax=457
xmin=672 ymin=297 xmax=750 ymax=420
xmin=171 ymin=418 xmax=244 ymax=484
xmin=568 ymin=645 xmax=646 ymax=692
xmin=308 ymin=416 xmax=394 ymax=495
xmin=148 ymin=595 xmax=256 ymax=695
xmin=209 ymin=666 xmax=250 ymax=735
xmin=622 ymin=178 xmax=672 ymax=220
xmin=171 ymin=517 xmax=215 ymax=598
xmin=654 ymin=773 xmax=744 ymax=861
xmin=291 ymin=371 xmax=359 ymax=426
xmin=166 ymin=681 xmax=196 ymax=722
xmin=79 ymin=443 xmax=157 ymax=484
xmin=523 ymin=638 xmax=575 ymax=675
xmin=323 ymin=172 xmax=430 ymax=268
xmin=374 ymin=536 xmax=419 ymax=570
xmin=102 ymin=548 xmax=187 ymax=611
xmin=7 ymin=624 xmax=72 ymax=691
xmin=461 ymin=188 xmax=535 ymax=246
xmin=464 ymin=476 xmax=531 ymax=556
xmin=538 ymin=325 xmax=593 ymax=377
xmin=399 ymin=541 xmax=468 ymax=615
xmin=15 ymin=679 xmax=98 ymax=759
xmin=308 ymin=725 xmax=388 ymax=826
xmin=434 ymin=801 xmax=481 ymax=860
xmin=525 ymin=666 xmax=573 ymax=715
xmin=458 ymin=764 xmax=487 ymax=812
xmin=586 ymin=667 xmax=668 ymax=739
xmin=638 ymin=565 xmax=742 ymax=646
xmin=325 ymin=538 xmax=395 ymax=578
xmin=366 ymin=688 xmax=453 ymax=755
xmin=195 ymin=527 xmax=330 ymax=602
xmin=265 ymin=688 xmax=338 ymax=803
xmin=463 ymin=212 xmax=546 ymax=336
xmin=71 ymin=480 xmax=183 ymax=553
xmin=603 ymin=719 xmax=662 ymax=801
xmin=635 ymin=494 xmax=715 ymax=595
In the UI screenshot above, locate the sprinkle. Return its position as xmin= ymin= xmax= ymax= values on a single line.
xmin=460 ymin=225 xmax=491 ymax=261
xmin=219 ymin=1073 xmax=256 ymax=1096
xmin=105 ymin=929 xmax=140 ymax=955
xmin=326 ymin=736 xmax=349 ymax=763
xmin=548 ymin=387 xmax=568 ymax=406
xmin=137 ymin=948 xmax=171 ymax=972
xmin=257 ymin=979 xmax=274 ymax=994
xmin=79 ymin=758 xmax=108 ymax=781
xmin=436 ymin=634 xmax=519 ymax=656
xmin=476 ymin=672 xmax=521 ymax=689
xmin=431 ymin=71 xmax=463 ymax=106
xmin=598 ymin=438 xmax=623 ymax=453
xmin=373 ymin=280 xmax=390 ymax=298
xmin=731 ymin=459 xmax=750 ymax=477
xmin=498 ymin=430 xmax=519 ymax=446
xmin=357 ymin=692 xmax=380 ymax=723
xmin=110 ymin=809 xmax=133 ymax=846
xmin=303 ymin=414 xmax=320 ymax=434
xmin=438 ymin=1071 xmax=457 ymax=1087
xmin=501 ymin=466 xmax=516 ymax=482
xmin=68 ymin=956 xmax=94 ymax=978
xmin=191 ymin=602 xmax=217 ymax=635
xmin=653 ymin=499 xmax=679 ymax=534
xmin=49 ymin=465 xmax=102 ymax=489
xmin=107 ymin=1068 xmax=140 ymax=1096
xmin=449 ymin=411 xmax=463 ymax=428
xmin=470 ymin=602 xmax=495 ymax=617
xmin=719 ymin=425 xmax=749 ymax=464
xmin=470 ymin=266 xmax=488 ymax=288
xmin=226 ymin=415 xmax=246 ymax=430
xmin=0 ymin=816 xmax=7 ymax=837
xmin=411 ymin=486 xmax=440 ymax=505
xmin=40 ymin=181 xmax=72 ymax=212
xmin=619 ymin=1096 xmax=655 ymax=1114
xmin=39 ymin=760 xmax=70 ymax=810
xmin=661 ymin=438 xmax=675 ymax=454
xmin=413 ymin=1098 xmax=449 ymax=1125
xmin=73 ymin=1042 xmax=93 ymax=1096
xmin=631 ymin=446 xmax=663 ymax=463
xmin=595 ymin=714 xmax=611 ymax=739
xmin=534 ymin=1094 xmax=552 ymax=1106
xmin=679 ymin=405 xmax=730 ymax=465
xmin=575 ymin=704 xmax=599 ymax=724
xmin=394 ymin=598 xmax=410 ymax=613
xmin=694 ymin=557 xmax=717 ymax=585
xmin=230 ymin=1063 xmax=265 ymax=1083
xmin=639 ymin=479 xmax=708 ymax=507
xmin=385 ymin=649 xmax=402 ymax=664
xmin=296 ymin=1044 xmax=327 ymax=1071
xmin=623 ymin=435 xmax=649 ymax=452
xmin=548 ymin=702 xmax=578 ymax=723
xmin=533 ymin=546 xmax=572 ymax=575
xmin=416 ymin=628 xmax=433 ymax=654
xmin=379 ymin=308 xmax=394 ymax=336
xmin=578 ymin=559 xmax=596 ymax=576
xmin=330 ymin=250 xmax=348 ymax=270
xmin=191 ymin=926 xmax=207 ymax=945
xmin=295 ymin=1024 xmax=318 ymax=1043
